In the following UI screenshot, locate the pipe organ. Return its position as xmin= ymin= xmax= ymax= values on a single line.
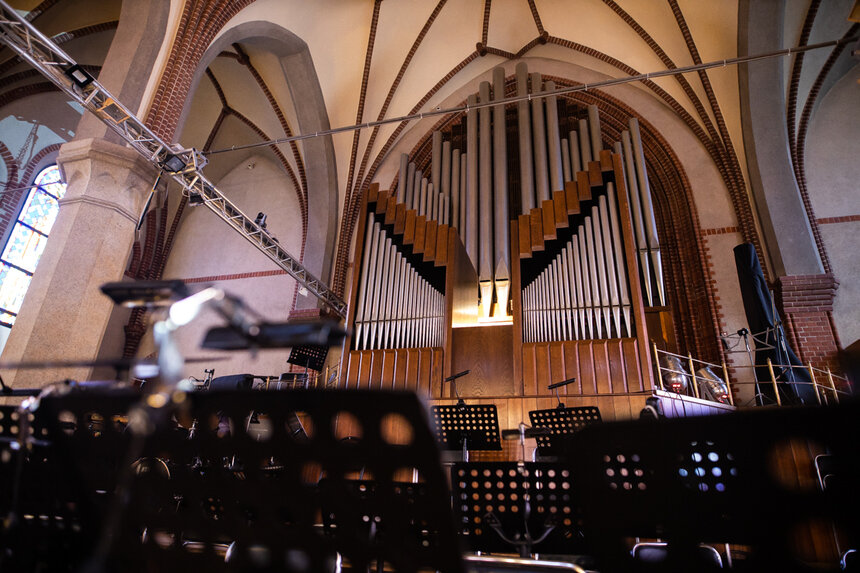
xmin=343 ymin=63 xmax=669 ymax=425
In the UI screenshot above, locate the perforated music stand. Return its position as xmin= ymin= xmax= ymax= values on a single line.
xmin=528 ymin=406 xmax=602 ymax=458
xmin=451 ymin=462 xmax=585 ymax=558
xmin=430 ymin=404 xmax=502 ymax=461
xmin=34 ymin=389 xmax=464 ymax=573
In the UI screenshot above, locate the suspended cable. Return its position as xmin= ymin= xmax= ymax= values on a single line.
xmin=204 ymin=35 xmax=858 ymax=156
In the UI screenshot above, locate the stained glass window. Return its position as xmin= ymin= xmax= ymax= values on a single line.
xmin=0 ymin=164 xmax=67 ymax=327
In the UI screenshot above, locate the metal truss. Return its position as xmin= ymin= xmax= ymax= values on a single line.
xmin=0 ymin=0 xmax=346 ymax=317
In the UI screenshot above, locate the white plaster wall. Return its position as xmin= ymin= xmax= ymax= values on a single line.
xmin=805 ymin=63 xmax=860 ymax=347
xmin=139 ymin=153 xmax=303 ymax=379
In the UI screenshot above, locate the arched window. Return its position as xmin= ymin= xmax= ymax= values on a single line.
xmin=0 ymin=164 xmax=67 ymax=327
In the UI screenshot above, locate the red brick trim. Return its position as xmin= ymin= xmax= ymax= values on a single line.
xmin=818 ymin=215 xmax=860 ymax=225
xmin=701 ymin=226 xmax=740 ymax=236
xmin=775 ymin=273 xmax=841 ymax=372
xmin=181 ymin=269 xmax=287 ymax=284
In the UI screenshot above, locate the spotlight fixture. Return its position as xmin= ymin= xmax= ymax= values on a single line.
xmin=254 ymin=212 xmax=268 ymax=229
xmin=64 ymin=64 xmax=94 ymax=88
xmin=188 ymin=193 xmax=205 ymax=206
xmin=161 ymin=153 xmax=188 ymax=173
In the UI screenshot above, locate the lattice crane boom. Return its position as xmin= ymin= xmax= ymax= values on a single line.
xmin=0 ymin=0 xmax=347 ymax=317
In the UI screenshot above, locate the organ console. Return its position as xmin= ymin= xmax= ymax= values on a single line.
xmin=342 ymin=63 xmax=671 ymax=426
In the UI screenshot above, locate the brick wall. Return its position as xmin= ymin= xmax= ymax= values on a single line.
xmin=776 ymin=274 xmax=841 ymax=374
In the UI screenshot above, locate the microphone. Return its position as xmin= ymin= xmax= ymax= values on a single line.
xmin=548 ymin=377 xmax=576 ymax=390
xmin=444 ymin=370 xmax=470 ymax=383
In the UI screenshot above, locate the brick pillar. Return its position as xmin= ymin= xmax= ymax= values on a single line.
xmin=775 ymin=274 xmax=841 ymax=373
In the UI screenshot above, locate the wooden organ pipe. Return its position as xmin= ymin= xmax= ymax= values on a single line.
xmin=629 ymin=117 xmax=665 ymax=306
xmin=493 ymin=67 xmax=511 ymax=318
xmin=516 ymin=62 xmax=535 ymax=214
xmin=545 ymin=80 xmax=564 ymax=194
xmin=478 ymin=81 xmax=494 ymax=318
xmin=530 ymin=72 xmax=550 ymax=203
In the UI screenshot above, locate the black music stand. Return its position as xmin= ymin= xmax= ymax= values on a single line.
xmin=564 ymin=401 xmax=860 ymax=572
xmin=29 ymin=389 xmax=464 ymax=573
xmin=430 ymin=404 xmax=502 ymax=462
xmin=451 ymin=462 xmax=585 ymax=558
xmin=528 ymin=406 xmax=602 ymax=458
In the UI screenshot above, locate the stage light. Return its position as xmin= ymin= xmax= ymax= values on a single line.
xmin=64 ymin=64 xmax=93 ymax=88
xmin=161 ymin=153 xmax=187 ymax=173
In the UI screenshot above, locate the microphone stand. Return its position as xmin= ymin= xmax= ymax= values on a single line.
xmin=443 ymin=370 xmax=470 ymax=460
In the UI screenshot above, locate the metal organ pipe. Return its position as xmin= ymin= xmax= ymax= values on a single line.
xmin=578 ymin=118 xmax=592 ymax=167
xmin=466 ymin=93 xmax=479 ymax=269
xmin=441 ymin=139 xmax=451 ymax=223
xmin=398 ymin=153 xmax=409 ymax=203
xmin=516 ymin=62 xmax=535 ymax=213
xmin=530 ymin=72 xmax=550 ymax=203
xmin=459 ymin=152 xmax=468 ymax=237
xmin=588 ymin=104 xmax=602 ymax=160
xmin=569 ymin=130 xmax=582 ymax=174
xmin=405 ymin=161 xmax=416 ymax=208
xmin=545 ymin=80 xmax=564 ymax=193
xmin=629 ymin=117 xmax=665 ymax=306
xmin=431 ymin=131 xmax=442 ymax=194
xmin=451 ymin=148 xmax=461 ymax=232
xmin=478 ymin=81 xmax=494 ymax=318
xmin=621 ymin=130 xmax=652 ymax=306
xmin=561 ymin=138 xmax=572 ymax=182
xmin=493 ymin=67 xmax=511 ymax=318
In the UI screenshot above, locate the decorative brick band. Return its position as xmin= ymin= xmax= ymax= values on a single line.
xmin=182 ymin=269 xmax=287 ymax=284
xmin=777 ymin=273 xmax=838 ymax=314
xmin=818 ymin=215 xmax=860 ymax=225
xmin=701 ymin=226 xmax=740 ymax=236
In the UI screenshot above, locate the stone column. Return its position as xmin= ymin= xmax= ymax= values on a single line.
xmin=0 ymin=138 xmax=156 ymax=388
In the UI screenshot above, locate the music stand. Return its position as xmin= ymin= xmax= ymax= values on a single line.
xmin=32 ymin=389 xmax=464 ymax=573
xmin=430 ymin=404 xmax=502 ymax=462
xmin=528 ymin=406 xmax=602 ymax=458
xmin=451 ymin=462 xmax=585 ymax=558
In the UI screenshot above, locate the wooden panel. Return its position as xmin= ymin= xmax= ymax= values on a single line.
xmin=393 ymin=348 xmax=408 ymax=390
xmin=369 ymin=349 xmax=384 ymax=390
xmin=549 ymin=341 xmax=566 ymax=392
xmin=403 ymin=209 xmax=416 ymax=245
xmin=588 ymin=160 xmax=602 ymax=186
xmin=430 ymin=347 xmax=443 ymax=400
xmin=534 ymin=343 xmax=550 ymax=396
xmin=381 ymin=349 xmax=396 ymax=390
xmin=375 ymin=190 xmax=390 ymax=214
xmin=578 ymin=341 xmax=596 ymax=393
xmin=451 ymin=325 xmax=514 ymax=396
xmin=576 ymin=171 xmax=591 ymax=202
xmin=510 ymin=220 xmax=524 ymax=395
xmin=562 ymin=340 xmax=582 ymax=395
xmin=518 ymin=214 xmax=531 ymax=257
xmin=367 ymin=183 xmax=379 ymax=203
xmin=405 ymin=348 xmax=420 ymax=392
xmin=424 ymin=220 xmax=437 ymax=262
xmin=607 ymin=339 xmax=628 ymax=393
xmin=346 ymin=351 xmax=361 ymax=389
xmin=552 ymin=190 xmax=567 ymax=228
xmin=593 ymin=340 xmax=611 ymax=394
xmin=417 ymin=347 xmax=433 ymax=397
xmin=385 ymin=196 xmax=397 ymax=225
xmin=564 ymin=180 xmax=580 ymax=215
xmin=522 ymin=343 xmax=537 ymax=396
xmin=413 ymin=215 xmax=427 ymax=254
xmin=435 ymin=223 xmax=448 ymax=266
xmin=541 ymin=199 xmax=556 ymax=240
xmin=529 ymin=207 xmax=544 ymax=251
xmin=394 ymin=203 xmax=407 ymax=235
xmin=358 ymin=350 xmax=374 ymax=389
xmin=600 ymin=149 xmax=613 ymax=171
xmin=622 ymin=338 xmax=644 ymax=392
